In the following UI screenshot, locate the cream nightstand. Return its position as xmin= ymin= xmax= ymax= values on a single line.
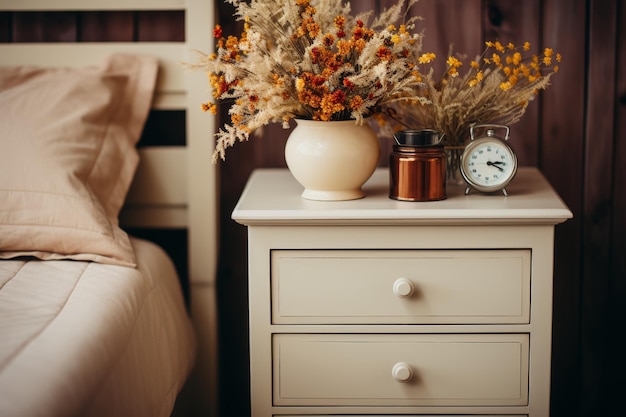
xmin=232 ymin=167 xmax=572 ymax=417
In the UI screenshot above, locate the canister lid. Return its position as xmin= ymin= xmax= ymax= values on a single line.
xmin=393 ymin=129 xmax=443 ymax=147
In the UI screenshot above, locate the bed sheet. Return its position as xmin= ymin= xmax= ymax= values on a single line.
xmin=0 ymin=237 xmax=196 ymax=417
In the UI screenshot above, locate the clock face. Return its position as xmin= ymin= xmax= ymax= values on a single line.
xmin=461 ymin=138 xmax=517 ymax=192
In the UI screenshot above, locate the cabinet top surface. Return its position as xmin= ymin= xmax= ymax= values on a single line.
xmin=232 ymin=167 xmax=572 ymax=226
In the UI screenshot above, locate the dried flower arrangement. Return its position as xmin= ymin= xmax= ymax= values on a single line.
xmin=187 ymin=0 xmax=428 ymax=162
xmin=381 ymin=40 xmax=562 ymax=146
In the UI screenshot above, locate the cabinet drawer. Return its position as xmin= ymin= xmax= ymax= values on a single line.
xmin=271 ymin=250 xmax=530 ymax=324
xmin=273 ymin=334 xmax=529 ymax=407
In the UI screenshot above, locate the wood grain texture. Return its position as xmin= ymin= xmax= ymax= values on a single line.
xmin=610 ymin=0 xmax=626 ymax=410
xmin=580 ymin=0 xmax=620 ymax=414
xmin=540 ymin=0 xmax=587 ymax=415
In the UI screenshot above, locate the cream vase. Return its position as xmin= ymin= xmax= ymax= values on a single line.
xmin=285 ymin=119 xmax=381 ymax=201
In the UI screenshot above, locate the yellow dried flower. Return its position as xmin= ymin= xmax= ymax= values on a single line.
xmin=418 ymin=52 xmax=436 ymax=64
xmin=447 ymin=56 xmax=462 ymax=68
xmin=201 ymin=102 xmax=217 ymax=114
xmin=383 ymin=38 xmax=562 ymax=147
xmin=231 ymin=113 xmax=244 ymax=126
xmin=500 ymin=81 xmax=512 ymax=91
xmin=349 ymin=95 xmax=365 ymax=111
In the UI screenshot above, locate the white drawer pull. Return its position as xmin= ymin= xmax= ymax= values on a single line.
xmin=391 ymin=362 xmax=413 ymax=382
xmin=392 ymin=278 xmax=414 ymax=297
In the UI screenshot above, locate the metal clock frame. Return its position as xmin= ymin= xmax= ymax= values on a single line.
xmin=460 ymin=124 xmax=518 ymax=196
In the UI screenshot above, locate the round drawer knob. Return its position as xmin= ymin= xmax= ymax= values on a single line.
xmin=392 ymin=362 xmax=413 ymax=382
xmin=392 ymin=278 xmax=414 ymax=297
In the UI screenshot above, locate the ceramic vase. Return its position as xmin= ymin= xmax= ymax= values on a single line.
xmin=285 ymin=119 xmax=380 ymax=201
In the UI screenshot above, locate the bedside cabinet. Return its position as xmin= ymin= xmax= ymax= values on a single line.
xmin=232 ymin=167 xmax=572 ymax=417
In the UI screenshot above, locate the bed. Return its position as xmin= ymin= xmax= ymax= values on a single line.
xmin=0 ymin=1 xmax=218 ymax=416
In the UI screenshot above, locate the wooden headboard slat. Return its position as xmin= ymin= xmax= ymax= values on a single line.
xmin=0 ymin=43 xmax=186 ymax=96
xmin=0 ymin=0 xmax=185 ymax=11
xmin=153 ymin=92 xmax=185 ymax=110
xmin=125 ymin=147 xmax=188 ymax=206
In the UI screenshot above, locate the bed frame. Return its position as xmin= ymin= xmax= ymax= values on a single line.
xmin=0 ymin=0 xmax=218 ymax=415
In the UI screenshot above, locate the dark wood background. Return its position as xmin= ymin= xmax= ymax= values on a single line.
xmin=2 ymin=1 xmax=624 ymax=416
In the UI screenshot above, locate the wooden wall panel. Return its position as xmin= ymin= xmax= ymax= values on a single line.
xmin=580 ymin=0 xmax=620 ymax=414
xmin=541 ymin=0 xmax=587 ymax=415
xmin=351 ymin=0 xmax=378 ymax=13
xmin=611 ymin=0 xmax=626 ymax=409
xmin=212 ymin=4 xmax=254 ymax=414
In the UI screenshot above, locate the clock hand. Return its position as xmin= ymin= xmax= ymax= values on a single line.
xmin=487 ymin=161 xmax=504 ymax=171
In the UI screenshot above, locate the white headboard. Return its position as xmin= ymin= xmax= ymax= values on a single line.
xmin=0 ymin=0 xmax=218 ymax=414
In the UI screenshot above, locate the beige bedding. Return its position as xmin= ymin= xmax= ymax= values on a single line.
xmin=0 ymin=237 xmax=196 ymax=417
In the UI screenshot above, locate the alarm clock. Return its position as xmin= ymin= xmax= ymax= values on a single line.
xmin=460 ymin=124 xmax=518 ymax=196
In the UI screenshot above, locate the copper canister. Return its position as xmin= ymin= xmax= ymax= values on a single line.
xmin=389 ymin=129 xmax=446 ymax=201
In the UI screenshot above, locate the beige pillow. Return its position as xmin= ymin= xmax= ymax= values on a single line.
xmin=0 ymin=54 xmax=158 ymax=267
